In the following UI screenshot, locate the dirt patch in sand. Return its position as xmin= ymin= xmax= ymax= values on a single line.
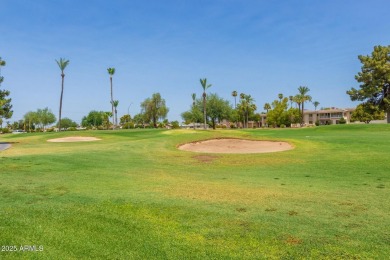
xmin=178 ymin=138 xmax=293 ymax=154
xmin=47 ymin=137 xmax=101 ymax=142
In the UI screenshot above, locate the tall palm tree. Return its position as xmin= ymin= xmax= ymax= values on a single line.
xmin=232 ymin=91 xmax=237 ymax=108
xmin=55 ymin=58 xmax=69 ymax=132
xmin=313 ymin=101 xmax=320 ymax=111
xmin=191 ymin=93 xmax=196 ymax=107
xmin=278 ymin=93 xmax=283 ymax=101
xmin=289 ymin=95 xmax=294 ymax=108
xmin=313 ymin=101 xmax=320 ymax=123
xmin=297 ymin=86 xmax=312 ymax=125
xmin=200 ymin=78 xmax=212 ymax=129
xmin=107 ymin=67 xmax=116 ymax=128
xmin=112 ymin=100 xmax=119 ymax=127
xmin=264 ymin=103 xmax=271 ymax=113
xmin=191 ymin=93 xmax=196 ymax=129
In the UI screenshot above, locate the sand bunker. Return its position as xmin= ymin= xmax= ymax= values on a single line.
xmin=47 ymin=137 xmax=101 ymax=142
xmin=178 ymin=139 xmax=293 ymax=154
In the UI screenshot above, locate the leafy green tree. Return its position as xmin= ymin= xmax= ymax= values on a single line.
xmin=81 ymin=111 xmax=108 ymax=127
xmin=266 ymin=97 xmax=299 ymax=127
xmin=141 ymin=93 xmax=169 ymax=128
xmin=200 ymin=78 xmax=212 ymax=129
xmin=57 ymin=118 xmax=77 ymax=129
xmin=23 ymin=111 xmax=38 ymax=132
xmin=120 ymin=114 xmax=131 ymax=125
xmin=0 ymin=57 xmax=13 ymax=126
xmin=133 ymin=113 xmax=147 ymax=127
xmin=204 ymin=93 xmax=232 ymax=129
xmin=56 ymin=58 xmax=69 ymax=132
xmin=36 ymin=107 xmax=56 ymax=130
xmin=347 ymin=45 xmax=390 ymax=123
xmin=181 ymin=105 xmax=202 ymax=125
xmin=107 ymin=67 xmax=116 ymax=127
xmin=0 ymin=89 xmax=13 ymax=125
xmin=351 ymin=103 xmax=385 ymax=124
xmin=0 ymin=56 xmax=6 ymax=86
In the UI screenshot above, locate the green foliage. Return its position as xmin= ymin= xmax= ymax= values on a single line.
xmin=24 ymin=107 xmax=56 ymax=130
xmin=81 ymin=110 xmax=111 ymax=128
xmin=315 ymin=120 xmax=320 ymax=126
xmin=123 ymin=122 xmax=135 ymax=129
xmin=347 ymin=45 xmax=390 ymax=123
xmin=237 ymin=93 xmax=256 ymax=128
xmin=120 ymin=114 xmax=131 ymax=125
xmin=0 ymin=127 xmax=10 ymax=133
xmin=338 ymin=117 xmax=347 ymax=124
xmin=204 ymin=93 xmax=232 ymax=129
xmin=0 ymin=58 xmax=13 ymax=122
xmin=67 ymin=127 xmax=77 ymax=131
xmin=351 ymin=103 xmax=385 ymax=124
xmin=171 ymin=121 xmax=180 ymax=129
xmin=266 ymin=96 xmax=301 ymax=127
xmin=57 ymin=117 xmax=77 ymax=129
xmin=141 ymin=93 xmax=169 ymax=128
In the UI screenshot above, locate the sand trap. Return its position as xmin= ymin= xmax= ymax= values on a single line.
xmin=0 ymin=142 xmax=11 ymax=151
xmin=47 ymin=137 xmax=101 ymax=142
xmin=178 ymin=138 xmax=293 ymax=154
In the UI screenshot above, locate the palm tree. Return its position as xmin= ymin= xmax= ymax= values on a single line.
xmin=191 ymin=93 xmax=196 ymax=129
xmin=232 ymin=91 xmax=238 ymax=108
xmin=278 ymin=93 xmax=283 ymax=101
xmin=112 ymin=100 xmax=119 ymax=127
xmin=313 ymin=101 xmax=320 ymax=111
xmin=289 ymin=95 xmax=294 ymax=108
xmin=297 ymin=86 xmax=312 ymax=125
xmin=107 ymin=67 xmax=116 ymax=128
xmin=264 ymin=103 xmax=271 ymax=113
xmin=55 ymin=58 xmax=69 ymax=132
xmin=200 ymin=78 xmax=212 ymax=129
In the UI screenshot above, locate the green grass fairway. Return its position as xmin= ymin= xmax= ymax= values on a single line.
xmin=1 ymin=125 xmax=389 ymax=259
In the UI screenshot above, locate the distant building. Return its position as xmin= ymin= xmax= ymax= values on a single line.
xmin=304 ymin=107 xmax=356 ymax=125
xmin=260 ymin=107 xmax=357 ymax=126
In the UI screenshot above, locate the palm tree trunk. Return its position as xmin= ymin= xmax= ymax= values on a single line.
xmin=115 ymin=109 xmax=118 ymax=127
xmin=110 ymin=77 xmax=114 ymax=129
xmin=59 ymin=74 xmax=64 ymax=132
xmin=301 ymin=102 xmax=305 ymax=126
xmin=203 ymin=93 xmax=206 ymax=129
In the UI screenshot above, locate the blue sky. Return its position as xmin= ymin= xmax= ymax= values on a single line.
xmin=1 ymin=0 xmax=389 ymax=123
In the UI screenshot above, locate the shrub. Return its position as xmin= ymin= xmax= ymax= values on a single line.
xmin=222 ymin=125 xmax=227 ymax=129
xmin=171 ymin=121 xmax=180 ymax=129
xmin=230 ymin=124 xmax=236 ymax=129
xmin=338 ymin=117 xmax=346 ymax=124
xmin=1 ymin=128 xmax=11 ymax=134
xmin=280 ymin=124 xmax=286 ymax=128
xmin=315 ymin=120 xmax=320 ymax=126
xmin=67 ymin=127 xmax=77 ymax=131
xmin=123 ymin=122 xmax=135 ymax=129
xmin=46 ymin=128 xmax=55 ymax=132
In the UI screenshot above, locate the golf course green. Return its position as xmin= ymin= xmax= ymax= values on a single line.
xmin=0 ymin=124 xmax=389 ymax=259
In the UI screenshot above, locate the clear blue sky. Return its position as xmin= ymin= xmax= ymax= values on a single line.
xmin=1 ymin=0 xmax=389 ymax=123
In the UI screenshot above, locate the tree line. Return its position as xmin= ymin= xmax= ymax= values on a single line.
xmin=1 ymin=45 xmax=389 ymax=132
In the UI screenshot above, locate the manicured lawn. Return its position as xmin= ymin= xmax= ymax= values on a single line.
xmin=0 ymin=125 xmax=389 ymax=259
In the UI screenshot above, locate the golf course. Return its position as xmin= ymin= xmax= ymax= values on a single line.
xmin=0 ymin=124 xmax=389 ymax=259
